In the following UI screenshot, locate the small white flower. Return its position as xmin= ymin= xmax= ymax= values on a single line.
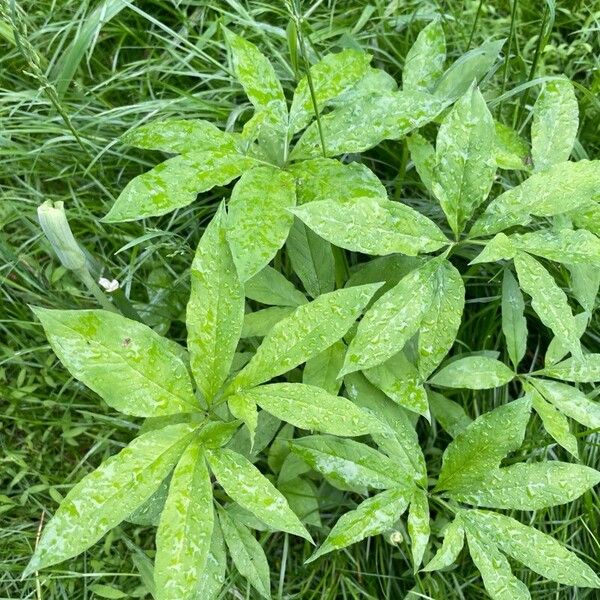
xmin=98 ymin=277 xmax=120 ymax=293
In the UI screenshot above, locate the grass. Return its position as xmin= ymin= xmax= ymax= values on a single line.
xmin=1 ymin=0 xmax=599 ymax=598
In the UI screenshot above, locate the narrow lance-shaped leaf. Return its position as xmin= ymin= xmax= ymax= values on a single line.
xmin=464 ymin=510 xmax=600 ymax=588
xmin=103 ymin=151 xmax=257 ymax=222
xmin=465 ymin=526 xmax=531 ymax=600
xmin=435 ymin=397 xmax=531 ymax=493
xmin=303 ymin=340 xmax=345 ymax=395
xmin=531 ymin=77 xmax=578 ymax=172
xmin=291 ymin=197 xmax=448 ymax=257
xmin=245 ymin=266 xmax=307 ymax=307
xmin=187 ymin=204 xmax=244 ymax=403
xmin=408 ymin=488 xmax=430 ymax=571
xmin=307 ymin=488 xmax=411 ymax=562
xmin=432 ymin=84 xmax=496 ymax=234
xmin=227 ymin=166 xmax=296 ymax=281
xmin=501 ymin=268 xmax=527 ymax=369
xmin=428 ymin=391 xmax=473 ymax=438
xmin=429 ymin=356 xmax=514 ymax=390
xmin=122 ymin=119 xmax=240 ymax=154
xmin=423 ymin=516 xmax=465 ymax=572
xmin=407 ymin=133 xmax=436 ymax=193
xmin=514 ymin=252 xmax=582 ymax=358
xmin=403 ymin=19 xmax=446 ymax=92
xmin=228 ymin=394 xmax=258 ymax=446
xmin=238 ymin=383 xmax=380 ymax=437
xmin=195 ymin=517 xmax=227 ymax=600
xmin=342 ymin=259 xmax=440 ymax=376
xmin=155 ymin=440 xmax=214 ymax=600
xmin=32 ymin=307 xmax=197 ymax=417
xmin=206 ymin=447 xmax=311 ymax=541
xmin=24 ymin=424 xmax=196 ymax=575
xmin=230 ymin=283 xmax=382 ymax=390
xmin=538 ymin=354 xmax=600 ymax=383
xmin=218 ymin=509 xmax=271 ymax=599
xmin=418 ymin=259 xmax=465 ymax=378
xmin=289 ymin=49 xmax=372 ymax=133
xmin=545 ymin=311 xmax=588 ymax=366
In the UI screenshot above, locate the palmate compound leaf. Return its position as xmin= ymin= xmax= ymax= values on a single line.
xmin=449 ymin=461 xmax=600 ymax=510
xmin=290 ymin=435 xmax=412 ymax=492
xmin=227 ymin=166 xmax=296 ymax=281
xmin=103 ymin=150 xmax=258 ymax=222
xmin=531 ymin=77 xmax=579 ymax=172
xmin=122 ymin=118 xmax=241 ymax=154
xmin=229 ymin=283 xmax=382 ymax=391
xmin=501 ymin=269 xmax=527 ymax=369
xmin=429 ymin=356 xmax=515 ymax=390
xmin=289 ymin=49 xmax=372 ymax=134
xmin=470 ymin=160 xmax=600 ymax=236
xmin=32 ymin=307 xmax=198 ymax=417
xmin=341 ymin=259 xmax=441 ymax=376
xmin=463 ymin=509 xmax=600 ymax=588
xmin=155 ymin=439 xmax=213 ymax=600
xmin=24 ymin=424 xmax=197 ymax=576
xmin=291 ymin=197 xmax=449 ymax=257
xmin=234 ymin=383 xmax=381 ymax=437
xmin=187 ymin=204 xmax=244 ymax=403
xmin=402 ymin=18 xmax=446 ymax=93
xmin=345 ymin=372 xmax=427 ymax=484
xmin=205 ymin=447 xmax=311 ymax=541
xmin=218 ymin=508 xmax=271 ymax=599
xmin=289 ymin=158 xmax=386 ymax=205
xmin=432 ymin=84 xmax=496 ymax=235
xmin=514 ymin=252 xmax=582 ymax=358
xmin=290 ymin=90 xmax=447 ymax=160
xmin=306 ymin=487 xmax=411 ymax=562
xmin=435 ymin=397 xmax=531 ymax=493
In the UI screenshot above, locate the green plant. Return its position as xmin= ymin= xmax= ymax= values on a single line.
xmin=26 ymin=21 xmax=600 ymax=600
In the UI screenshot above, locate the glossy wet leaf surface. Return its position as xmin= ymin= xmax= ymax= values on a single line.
xmin=429 ymin=355 xmax=514 ymax=389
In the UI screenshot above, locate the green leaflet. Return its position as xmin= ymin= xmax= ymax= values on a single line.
xmin=501 ymin=269 xmax=527 ymax=369
xmin=195 ymin=517 xmax=227 ymax=600
xmin=245 ymin=265 xmax=307 ymax=307
xmin=290 ymin=435 xmax=411 ymax=491
xmin=407 ymin=133 xmax=436 ymax=193
xmin=218 ymin=508 xmax=271 ymax=599
xmin=418 ymin=259 xmax=465 ymax=378
xmin=434 ymin=39 xmax=505 ymax=101
xmin=291 ymin=91 xmax=446 ymax=159
xmin=546 ymin=311 xmax=588 ymax=366
xmin=206 ymin=447 xmax=311 ymax=540
xmin=469 ymin=232 xmax=516 ymax=264
xmin=290 ymin=158 xmax=386 ymax=205
xmin=465 ymin=526 xmax=531 ymax=600
xmin=432 ymin=84 xmax=496 ymax=234
xmin=345 ymin=372 xmax=427 ymax=484
xmin=285 ymin=218 xmax=335 ymax=298
xmin=464 ymin=510 xmax=600 ymax=588
xmin=187 ymin=204 xmax=244 ymax=402
xmin=228 ymin=394 xmax=258 ymax=446
xmin=303 ymin=340 xmax=346 ymax=395
xmin=24 ymin=424 xmax=196 ymax=575
xmin=529 ymin=377 xmax=600 ymax=428
xmin=435 ymin=398 xmax=531 ymax=493
xmin=342 ymin=259 xmax=440 ymax=375
xmin=494 ymin=121 xmax=530 ymax=171
xmin=364 ymin=352 xmax=429 ymax=417
xmin=291 ymin=197 xmax=448 ymax=256
xmin=403 ymin=19 xmax=446 ymax=93
xmin=32 ymin=307 xmax=197 ymax=417
xmin=335 ymin=66 xmax=397 ymax=102
xmin=122 ymin=119 xmax=240 ymax=154
xmin=239 ymin=383 xmax=379 ymax=437
xmin=307 ymin=487 xmax=411 ymax=562
xmin=155 ymin=440 xmax=213 ymax=600
xmin=428 ymin=391 xmax=472 ymax=438
xmin=531 ymin=77 xmax=578 ymax=172
xmin=230 ymin=283 xmax=381 ymax=390
xmin=227 ymin=166 xmax=296 ymax=281
xmin=530 ymin=389 xmax=579 ymax=458
xmin=279 ymin=477 xmax=321 ymax=528
xmin=470 ymin=160 xmax=600 ymax=236
xmin=422 ymin=516 xmax=465 ymax=572
xmin=451 ymin=462 xmax=600 ymax=509
xmin=241 ymin=306 xmax=295 ymax=339
xmin=538 ymin=354 xmax=600 ymax=383
xmin=289 ymin=49 xmax=372 ymax=133
xmin=429 ymin=356 xmax=514 ymax=389
xmin=514 ymin=252 xmax=582 ymax=358
xmin=569 ymin=263 xmax=600 ymax=312
xmin=407 ymin=488 xmax=430 ymax=571
xmin=103 ymin=150 xmax=257 ymax=222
